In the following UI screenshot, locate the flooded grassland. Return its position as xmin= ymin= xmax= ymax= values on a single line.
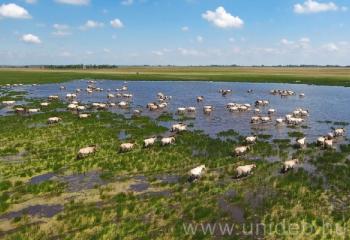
xmin=0 ymin=80 xmax=350 ymax=239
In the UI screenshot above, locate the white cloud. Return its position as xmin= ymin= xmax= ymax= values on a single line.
xmin=0 ymin=3 xmax=31 ymax=19
xmin=232 ymin=46 xmax=241 ymax=53
xmin=25 ymin=0 xmax=37 ymax=4
xmin=53 ymin=24 xmax=71 ymax=36
xmin=177 ymin=48 xmax=204 ymax=56
xmin=53 ymin=31 xmax=71 ymax=36
xmin=59 ymin=51 xmax=72 ymax=57
xmin=152 ymin=50 xmax=164 ymax=56
xmin=181 ymin=26 xmax=189 ymax=32
xmin=323 ymin=43 xmax=339 ymax=51
xmin=121 ymin=0 xmax=133 ymax=6
xmin=341 ymin=6 xmax=348 ymax=11
xmin=151 ymin=48 xmax=172 ymax=56
xmin=162 ymin=48 xmax=172 ymax=53
xmin=294 ymin=0 xmax=340 ymax=14
xmin=280 ymin=37 xmax=312 ymax=51
xmin=196 ymin=35 xmax=203 ymax=43
xmin=299 ymin=37 xmax=311 ymax=48
xmin=300 ymin=37 xmax=311 ymax=43
xmin=202 ymin=6 xmax=243 ymax=29
xmin=80 ymin=20 xmax=104 ymax=30
xmin=110 ymin=19 xmax=124 ymax=28
xmin=55 ymin=0 xmax=89 ymax=5
xmin=21 ymin=34 xmax=41 ymax=44
xmin=53 ymin=24 xmax=69 ymax=30
xmin=338 ymin=41 xmax=349 ymax=46
xmin=207 ymin=48 xmax=224 ymax=57
xmin=281 ymin=38 xmax=294 ymax=45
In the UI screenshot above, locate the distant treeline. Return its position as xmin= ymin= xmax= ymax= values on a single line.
xmin=43 ymin=65 xmax=119 ymax=69
xmin=1 ymin=64 xmax=350 ymax=69
xmin=0 ymin=65 xmax=119 ymax=69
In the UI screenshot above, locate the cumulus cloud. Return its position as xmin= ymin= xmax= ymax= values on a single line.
xmin=21 ymin=34 xmax=41 ymax=44
xmin=53 ymin=31 xmax=71 ymax=36
xmin=0 ymin=3 xmax=31 ymax=19
xmin=280 ymin=37 xmax=311 ymax=49
xmin=299 ymin=37 xmax=311 ymax=48
xmin=52 ymin=24 xmax=71 ymax=36
xmin=202 ymin=6 xmax=243 ymax=29
xmin=152 ymin=50 xmax=164 ymax=56
xmin=53 ymin=24 xmax=69 ymax=30
xmin=121 ymin=0 xmax=133 ymax=6
xmin=110 ymin=19 xmax=124 ymax=28
xmin=55 ymin=0 xmax=89 ymax=6
xmin=323 ymin=43 xmax=339 ymax=51
xmin=177 ymin=48 xmax=204 ymax=56
xmin=181 ymin=26 xmax=189 ymax=32
xmin=80 ymin=20 xmax=104 ymax=30
xmin=151 ymin=48 xmax=172 ymax=56
xmin=294 ymin=0 xmax=340 ymax=14
xmin=338 ymin=41 xmax=349 ymax=46
xmin=196 ymin=35 xmax=203 ymax=43
xmin=281 ymin=38 xmax=294 ymax=45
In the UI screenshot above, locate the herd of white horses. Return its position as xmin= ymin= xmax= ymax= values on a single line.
xmin=1 ymin=81 xmax=347 ymax=182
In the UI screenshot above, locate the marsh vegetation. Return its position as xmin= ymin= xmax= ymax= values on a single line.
xmin=0 ymin=79 xmax=349 ymax=239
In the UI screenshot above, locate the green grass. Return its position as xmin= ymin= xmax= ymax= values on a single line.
xmin=156 ymin=112 xmax=174 ymax=122
xmin=288 ymin=131 xmax=305 ymax=138
xmin=334 ymin=121 xmax=349 ymax=126
xmin=217 ymin=129 xmax=240 ymax=137
xmin=257 ymin=134 xmax=272 ymax=140
xmin=1 ymin=67 xmax=350 ymax=86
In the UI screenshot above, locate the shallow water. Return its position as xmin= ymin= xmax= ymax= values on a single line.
xmin=118 ymin=130 xmax=131 ymax=140
xmin=10 ymin=80 xmax=350 ymax=141
xmin=157 ymin=175 xmax=180 ymax=184
xmin=29 ymin=172 xmax=55 ymax=185
xmin=0 ymin=204 xmax=63 ymax=220
xmin=218 ymin=197 xmax=245 ymax=223
xmin=129 ymin=182 xmax=149 ymax=192
xmin=59 ymin=171 xmax=105 ymax=192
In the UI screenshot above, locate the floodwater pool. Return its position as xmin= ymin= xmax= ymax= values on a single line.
xmin=6 ymin=79 xmax=350 ymax=141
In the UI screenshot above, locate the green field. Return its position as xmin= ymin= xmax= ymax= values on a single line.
xmin=1 ymin=67 xmax=350 ymax=86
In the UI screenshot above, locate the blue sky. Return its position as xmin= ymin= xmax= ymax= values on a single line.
xmin=0 ymin=0 xmax=349 ymax=65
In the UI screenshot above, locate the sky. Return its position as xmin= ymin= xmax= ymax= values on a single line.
xmin=0 ymin=0 xmax=349 ymax=65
